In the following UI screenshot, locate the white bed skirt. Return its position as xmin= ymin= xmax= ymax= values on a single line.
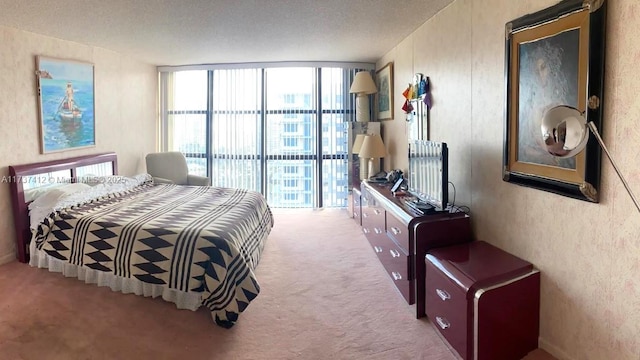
xmin=29 ymin=241 xmax=202 ymax=311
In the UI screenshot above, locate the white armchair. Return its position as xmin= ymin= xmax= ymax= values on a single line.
xmin=145 ymin=152 xmax=210 ymax=186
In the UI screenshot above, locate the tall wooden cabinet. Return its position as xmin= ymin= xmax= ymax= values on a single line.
xmin=358 ymin=181 xmax=473 ymax=318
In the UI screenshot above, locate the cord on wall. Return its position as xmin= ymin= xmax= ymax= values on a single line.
xmin=447 ymin=181 xmax=470 ymax=214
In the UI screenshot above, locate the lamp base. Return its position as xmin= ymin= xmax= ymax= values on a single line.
xmin=359 ymin=158 xmax=368 ymax=181
xmin=355 ymin=94 xmax=370 ymax=122
xmin=367 ymin=158 xmax=379 ymax=179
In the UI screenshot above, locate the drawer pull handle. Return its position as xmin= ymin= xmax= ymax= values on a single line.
xmin=392 ymin=271 xmax=402 ymax=280
xmin=374 ymin=227 xmax=383 ymax=234
xmin=373 ymin=209 xmax=381 ymax=215
xmin=353 ymin=212 xmax=358 ymax=217
xmin=390 ymin=249 xmax=400 ymax=258
xmin=363 ymin=228 xmax=370 ymax=234
xmin=436 ymin=289 xmax=451 ymax=301
xmin=435 ymin=316 xmax=450 ymax=330
xmin=390 ymin=227 xmax=401 ymax=235
xmin=362 ymin=213 xmax=368 ymax=218
xmin=374 ymin=246 xmax=383 ymax=253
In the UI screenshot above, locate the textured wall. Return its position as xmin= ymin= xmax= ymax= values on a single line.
xmin=378 ymin=0 xmax=473 ymax=207
xmin=378 ymin=0 xmax=640 ymax=359
xmin=0 ymin=26 xmax=157 ymax=264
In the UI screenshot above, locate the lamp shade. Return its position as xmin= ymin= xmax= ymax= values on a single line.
xmin=352 ymin=134 xmax=366 ymax=154
xmin=359 ymin=134 xmax=387 ymax=159
xmin=349 ymin=71 xmax=378 ymax=94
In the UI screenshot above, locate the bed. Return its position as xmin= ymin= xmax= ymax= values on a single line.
xmin=8 ymin=152 xmax=274 ymax=328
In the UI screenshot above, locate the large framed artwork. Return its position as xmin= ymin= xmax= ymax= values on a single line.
xmin=376 ymin=62 xmax=393 ymax=121
xmin=36 ymin=56 xmax=96 ymax=154
xmin=503 ymin=0 xmax=606 ymax=202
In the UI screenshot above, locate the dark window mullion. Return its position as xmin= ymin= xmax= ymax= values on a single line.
xmin=206 ymin=70 xmax=214 ymax=180
xmin=260 ymin=68 xmax=267 ymax=196
xmin=316 ymin=68 xmax=323 ymax=208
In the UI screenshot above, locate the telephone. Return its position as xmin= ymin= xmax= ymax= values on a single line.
xmin=386 ymin=169 xmax=403 ymax=183
xmin=369 ymin=169 xmax=403 ymax=183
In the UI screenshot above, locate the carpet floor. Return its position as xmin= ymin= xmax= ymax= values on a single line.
xmin=0 ymin=208 xmax=556 ymax=360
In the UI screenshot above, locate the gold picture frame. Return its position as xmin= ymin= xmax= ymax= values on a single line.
xmin=375 ymin=62 xmax=394 ymax=121
xmin=503 ymin=0 xmax=606 ymax=202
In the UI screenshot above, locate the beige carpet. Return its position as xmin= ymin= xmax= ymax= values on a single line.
xmin=0 ymin=208 xmax=555 ymax=360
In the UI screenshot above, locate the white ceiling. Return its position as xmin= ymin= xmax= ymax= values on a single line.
xmin=0 ymin=0 xmax=453 ymax=66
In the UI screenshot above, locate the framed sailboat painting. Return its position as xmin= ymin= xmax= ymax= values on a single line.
xmin=36 ymin=56 xmax=95 ymax=153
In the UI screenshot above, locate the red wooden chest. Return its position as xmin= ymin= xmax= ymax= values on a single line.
xmin=425 ymin=241 xmax=540 ymax=360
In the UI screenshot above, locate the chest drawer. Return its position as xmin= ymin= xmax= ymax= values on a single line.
xmin=379 ymin=239 xmax=412 ymax=303
xmin=425 ymin=260 xmax=469 ymax=357
xmin=362 ymin=207 xmax=384 ymax=239
xmin=386 ymin=211 xmax=409 ymax=253
xmin=364 ymin=220 xmax=413 ymax=304
xmin=351 ymin=189 xmax=362 ymax=225
xmin=426 ymin=241 xmax=540 ymax=360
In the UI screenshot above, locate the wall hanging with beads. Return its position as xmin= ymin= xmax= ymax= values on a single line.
xmin=402 ymin=74 xmax=431 ymax=141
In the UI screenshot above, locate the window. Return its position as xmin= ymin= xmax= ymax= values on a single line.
xmin=283 ymin=94 xmax=295 ymax=105
xmin=284 ymin=179 xmax=297 ymax=188
xmin=159 ymin=65 xmax=371 ymax=208
xmin=283 ymin=138 xmax=298 ymax=147
xmin=284 ymin=123 xmax=298 ymax=133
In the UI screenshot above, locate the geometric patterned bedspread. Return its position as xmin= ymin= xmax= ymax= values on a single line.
xmin=34 ymin=183 xmax=274 ymax=328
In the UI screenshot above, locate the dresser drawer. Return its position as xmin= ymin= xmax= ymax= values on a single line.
xmin=386 ymin=211 xmax=409 ymax=253
xmin=362 ymin=203 xmax=384 ymax=237
xmin=362 ymin=213 xmax=384 ymax=239
xmin=351 ymin=189 xmax=362 ymax=225
xmin=374 ymin=236 xmax=413 ymax=304
xmin=425 ymin=260 xmax=468 ymax=358
xmin=379 ymin=240 xmax=410 ymax=282
xmin=384 ymin=242 xmax=412 ymax=303
xmin=352 ymin=198 xmax=361 ymax=224
xmin=364 ymin=226 xmax=388 ymax=256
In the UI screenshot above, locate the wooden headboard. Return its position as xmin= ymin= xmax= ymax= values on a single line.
xmin=8 ymin=152 xmax=118 ymax=263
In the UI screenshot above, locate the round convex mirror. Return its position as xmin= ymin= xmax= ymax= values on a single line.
xmin=540 ymin=105 xmax=589 ymax=158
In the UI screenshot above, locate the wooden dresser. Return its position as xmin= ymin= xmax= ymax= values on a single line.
xmin=425 ymin=241 xmax=540 ymax=360
xmin=357 ymin=181 xmax=473 ymax=318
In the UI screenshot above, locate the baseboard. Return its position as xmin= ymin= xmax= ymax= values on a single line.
xmin=539 ymin=337 xmax=575 ymax=360
xmin=0 ymin=252 xmax=16 ymax=266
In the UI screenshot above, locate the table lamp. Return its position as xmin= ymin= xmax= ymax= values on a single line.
xmin=352 ymin=134 xmax=368 ymax=181
xmin=358 ymin=134 xmax=387 ymax=179
xmin=349 ymin=71 xmax=378 ymax=122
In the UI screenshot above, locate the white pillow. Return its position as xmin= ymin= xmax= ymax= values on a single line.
xmin=24 ymin=183 xmax=69 ymax=202
xmin=77 ymin=173 xmax=99 ymax=186
xmin=28 ymin=174 xmax=151 ymax=230
xmin=28 ymin=183 xmax=92 ymax=211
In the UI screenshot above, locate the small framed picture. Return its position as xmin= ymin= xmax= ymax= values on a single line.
xmin=375 ymin=62 xmax=394 ymax=121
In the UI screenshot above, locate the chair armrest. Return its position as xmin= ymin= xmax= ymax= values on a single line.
xmin=152 ymin=177 xmax=175 ymax=185
xmin=187 ymin=175 xmax=210 ymax=186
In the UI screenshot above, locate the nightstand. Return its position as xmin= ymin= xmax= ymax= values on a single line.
xmin=425 ymin=241 xmax=540 ymax=360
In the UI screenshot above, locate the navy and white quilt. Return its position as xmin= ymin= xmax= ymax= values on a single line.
xmin=34 ymin=183 xmax=274 ymax=328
